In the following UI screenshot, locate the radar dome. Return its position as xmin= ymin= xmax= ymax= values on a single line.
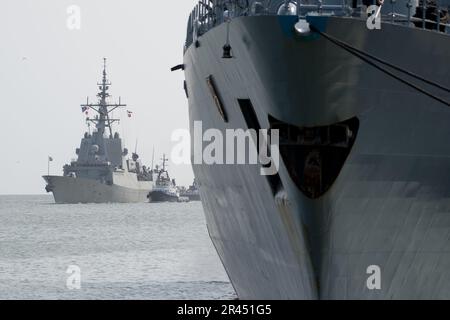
xmin=90 ymin=145 xmax=99 ymax=154
xmin=277 ymin=2 xmax=297 ymax=16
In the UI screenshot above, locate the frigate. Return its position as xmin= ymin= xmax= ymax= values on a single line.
xmin=147 ymin=155 xmax=180 ymax=202
xmin=179 ymin=0 xmax=450 ymax=299
xmin=43 ymin=59 xmax=153 ymax=204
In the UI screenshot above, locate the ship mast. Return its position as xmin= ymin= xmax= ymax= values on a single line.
xmin=161 ymin=154 xmax=169 ymax=172
xmin=81 ymin=58 xmax=127 ymax=138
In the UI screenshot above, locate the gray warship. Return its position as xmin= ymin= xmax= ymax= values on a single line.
xmin=43 ymin=59 xmax=153 ymax=204
xmin=179 ymin=0 xmax=450 ymax=299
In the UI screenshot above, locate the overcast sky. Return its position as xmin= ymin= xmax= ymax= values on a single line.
xmin=0 ymin=0 xmax=198 ymax=194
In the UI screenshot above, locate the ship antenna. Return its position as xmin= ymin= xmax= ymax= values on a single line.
xmin=100 ymin=57 xmax=113 ymax=138
xmin=103 ymin=57 xmax=107 ymax=76
xmin=85 ymin=96 xmax=91 ymax=134
xmin=81 ymin=58 xmax=127 ymax=138
xmin=223 ymin=18 xmax=233 ymax=59
xmin=151 ymin=146 xmax=155 ymax=171
xmin=161 ymin=154 xmax=169 ymax=172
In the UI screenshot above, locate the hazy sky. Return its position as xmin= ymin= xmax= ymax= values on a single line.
xmin=0 ymin=0 xmax=198 ymax=194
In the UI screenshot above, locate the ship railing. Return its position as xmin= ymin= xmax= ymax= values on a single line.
xmin=185 ymin=0 xmax=449 ymax=50
xmin=377 ymin=11 xmax=450 ymax=29
xmin=297 ymin=4 xmax=351 ymax=13
xmin=409 ymin=15 xmax=450 ymax=28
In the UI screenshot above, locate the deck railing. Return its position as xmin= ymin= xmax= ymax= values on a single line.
xmin=185 ymin=0 xmax=449 ymax=51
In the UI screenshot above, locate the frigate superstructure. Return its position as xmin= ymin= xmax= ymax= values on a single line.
xmin=180 ymin=0 xmax=450 ymax=299
xmin=43 ymin=59 xmax=153 ymax=204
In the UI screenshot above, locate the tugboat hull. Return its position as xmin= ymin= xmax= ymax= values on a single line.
xmin=148 ymin=191 xmax=179 ymax=203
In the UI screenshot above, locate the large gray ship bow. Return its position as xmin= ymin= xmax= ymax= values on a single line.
xmin=181 ymin=0 xmax=450 ymax=299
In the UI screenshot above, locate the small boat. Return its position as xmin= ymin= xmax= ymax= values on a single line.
xmin=177 ymin=196 xmax=190 ymax=203
xmin=147 ymin=155 xmax=179 ymax=203
xmin=179 ymin=179 xmax=201 ymax=201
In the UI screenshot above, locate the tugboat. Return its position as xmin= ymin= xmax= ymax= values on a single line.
xmin=147 ymin=155 xmax=180 ymax=203
xmin=43 ymin=58 xmax=153 ymax=203
xmin=180 ymin=179 xmax=201 ymax=201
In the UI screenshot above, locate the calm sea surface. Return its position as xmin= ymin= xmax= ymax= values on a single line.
xmin=0 ymin=195 xmax=236 ymax=300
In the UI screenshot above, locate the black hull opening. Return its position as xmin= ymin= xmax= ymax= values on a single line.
xmin=269 ymin=116 xmax=360 ymax=199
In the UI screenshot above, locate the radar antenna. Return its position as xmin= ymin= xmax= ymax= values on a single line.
xmin=151 ymin=146 xmax=155 ymax=171
xmin=161 ymin=154 xmax=169 ymax=172
xmin=81 ymin=58 xmax=127 ymax=138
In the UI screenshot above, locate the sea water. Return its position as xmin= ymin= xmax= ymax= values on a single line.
xmin=0 ymin=195 xmax=236 ymax=300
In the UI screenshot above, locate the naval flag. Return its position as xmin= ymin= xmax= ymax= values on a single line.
xmin=47 ymin=156 xmax=53 ymax=176
xmin=127 ymin=110 xmax=133 ymax=118
xmin=81 ymin=106 xmax=88 ymax=113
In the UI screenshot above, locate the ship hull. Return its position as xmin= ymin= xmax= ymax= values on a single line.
xmin=187 ymin=194 xmax=201 ymax=202
xmin=43 ymin=176 xmax=151 ymax=204
xmin=148 ymin=191 xmax=179 ymax=203
xmin=184 ymin=15 xmax=450 ymax=299
xmin=180 ymin=194 xmax=201 ymax=201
